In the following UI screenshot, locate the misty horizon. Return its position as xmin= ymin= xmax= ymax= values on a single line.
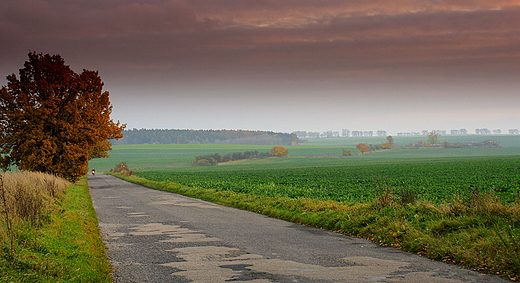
xmin=119 ymin=127 xmax=518 ymax=137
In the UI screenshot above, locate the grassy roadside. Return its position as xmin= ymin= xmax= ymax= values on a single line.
xmin=0 ymin=175 xmax=112 ymax=282
xmin=113 ymin=173 xmax=519 ymax=281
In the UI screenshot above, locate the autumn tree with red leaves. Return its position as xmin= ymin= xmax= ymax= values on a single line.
xmin=0 ymin=52 xmax=125 ymax=181
xmin=271 ymin=146 xmax=289 ymax=157
xmin=356 ymin=143 xmax=369 ymax=154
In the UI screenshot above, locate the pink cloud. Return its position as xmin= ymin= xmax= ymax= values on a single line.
xmin=1 ymin=0 xmax=519 ymax=83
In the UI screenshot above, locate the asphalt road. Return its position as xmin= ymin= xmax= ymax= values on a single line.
xmin=89 ymin=174 xmax=508 ymax=283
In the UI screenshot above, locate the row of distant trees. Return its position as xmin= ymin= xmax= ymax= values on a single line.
xmin=352 ymin=132 xmax=500 ymax=154
xmin=293 ymin=128 xmax=519 ymax=139
xmin=192 ymin=147 xmax=288 ymax=166
xmin=355 ymin=142 xmax=394 ymax=154
xmin=293 ymin=130 xmax=386 ymax=139
xmin=113 ymin=129 xmax=300 ymax=146
xmin=395 ymin=129 xmax=519 ymax=136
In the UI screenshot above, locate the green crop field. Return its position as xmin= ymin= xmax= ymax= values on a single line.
xmin=136 ymin=155 xmax=520 ymax=204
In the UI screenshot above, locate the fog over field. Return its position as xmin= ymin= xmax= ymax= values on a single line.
xmin=1 ymin=1 xmax=520 ymax=135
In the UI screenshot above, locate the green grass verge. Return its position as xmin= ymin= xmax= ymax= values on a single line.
xmin=0 ymin=177 xmax=112 ymax=282
xmin=112 ymin=173 xmax=519 ymax=281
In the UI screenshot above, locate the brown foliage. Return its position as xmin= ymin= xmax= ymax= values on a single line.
xmin=108 ymin=162 xmax=134 ymax=176
xmin=0 ymin=52 xmax=125 ymax=181
xmin=356 ymin=143 xmax=369 ymax=153
xmin=379 ymin=142 xmax=393 ymax=149
xmin=271 ymin=146 xmax=289 ymax=157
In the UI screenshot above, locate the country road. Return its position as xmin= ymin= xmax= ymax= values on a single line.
xmin=89 ymin=174 xmax=508 ymax=283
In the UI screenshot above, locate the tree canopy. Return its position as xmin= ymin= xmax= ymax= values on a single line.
xmin=0 ymin=52 xmax=125 ymax=181
xmin=427 ymin=132 xmax=441 ymax=144
xmin=271 ymin=146 xmax=289 ymax=157
xmin=112 ymin=128 xmax=300 ymax=146
xmin=356 ymin=143 xmax=369 ymax=153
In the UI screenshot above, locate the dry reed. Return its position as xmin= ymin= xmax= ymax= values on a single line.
xmin=0 ymin=171 xmax=70 ymax=255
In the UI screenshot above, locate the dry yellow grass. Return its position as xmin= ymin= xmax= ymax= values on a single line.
xmin=1 ymin=171 xmax=70 ymax=255
xmin=0 ymin=171 xmax=69 ymax=222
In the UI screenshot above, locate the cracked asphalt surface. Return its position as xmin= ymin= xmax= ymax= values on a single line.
xmin=89 ymin=174 xmax=509 ymax=283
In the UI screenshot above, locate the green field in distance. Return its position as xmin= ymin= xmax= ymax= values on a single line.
xmin=89 ymin=135 xmax=520 ymax=173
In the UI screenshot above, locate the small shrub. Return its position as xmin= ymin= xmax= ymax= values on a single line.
xmin=356 ymin=143 xmax=369 ymax=154
xmin=271 ymin=146 xmax=289 ymax=157
xmin=399 ymin=187 xmax=417 ymax=206
xmin=108 ymin=162 xmax=134 ymax=176
xmin=374 ymin=179 xmax=396 ymax=208
xmin=192 ymin=157 xmax=218 ymax=166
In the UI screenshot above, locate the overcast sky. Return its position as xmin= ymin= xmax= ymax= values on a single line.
xmin=1 ymin=0 xmax=519 ymax=135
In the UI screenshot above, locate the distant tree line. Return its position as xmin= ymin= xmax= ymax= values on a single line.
xmin=192 ymin=147 xmax=288 ymax=166
xmin=441 ymin=140 xmax=500 ymax=148
xmin=355 ymin=142 xmax=393 ymax=154
xmin=408 ymin=140 xmax=500 ymax=148
xmin=112 ymin=129 xmax=300 ymax=145
xmin=193 ymin=151 xmax=272 ymax=166
xmin=294 ymin=128 xmax=520 ymax=139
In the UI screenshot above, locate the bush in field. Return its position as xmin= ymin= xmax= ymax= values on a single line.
xmin=108 ymin=162 xmax=134 ymax=176
xmin=271 ymin=146 xmax=288 ymax=157
xmin=427 ymin=132 xmax=441 ymax=144
xmin=379 ymin=142 xmax=393 ymax=149
xmin=356 ymin=143 xmax=369 ymax=153
xmin=192 ymin=155 xmax=219 ymax=166
xmin=192 ymin=150 xmax=273 ymax=166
